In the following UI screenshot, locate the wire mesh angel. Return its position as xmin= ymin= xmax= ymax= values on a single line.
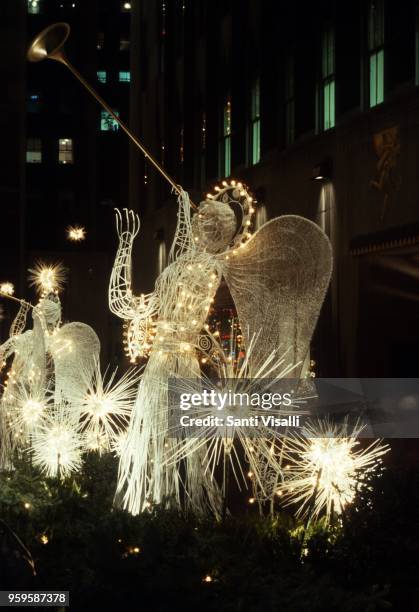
xmin=0 ymin=294 xmax=100 ymax=405
xmin=110 ymin=183 xmax=332 ymax=515
xmin=0 ymin=290 xmax=100 ymax=468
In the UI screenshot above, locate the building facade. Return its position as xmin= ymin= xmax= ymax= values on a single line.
xmin=2 ymin=0 xmax=419 ymax=376
xmin=128 ymin=0 xmax=419 ymax=377
xmin=1 ymin=0 xmax=136 ymax=363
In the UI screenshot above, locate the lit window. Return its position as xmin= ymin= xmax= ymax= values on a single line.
xmin=27 ymin=0 xmax=42 ymax=14
xmin=100 ymin=110 xmax=119 ymax=131
xmin=97 ymin=33 xmax=104 ymax=51
xmin=58 ymin=138 xmax=73 ymax=164
xmin=27 ymin=91 xmax=41 ymax=112
xmin=121 ymin=1 xmax=131 ymax=11
xmin=219 ymin=99 xmax=231 ymax=178
xmin=322 ymin=25 xmax=335 ymax=130
xmin=368 ymin=0 xmax=384 ymax=107
xmin=285 ymin=56 xmax=295 ymax=145
xmin=120 ymin=39 xmax=130 ymax=51
xmin=250 ymin=79 xmax=261 ymax=165
xmin=323 ymin=81 xmax=335 ymax=129
xmin=26 ymin=138 xmax=42 ymax=163
xmin=119 ymin=71 xmax=131 ymax=82
xmin=97 ymin=71 xmax=107 ymax=83
xmin=370 ymin=50 xmax=384 ymax=107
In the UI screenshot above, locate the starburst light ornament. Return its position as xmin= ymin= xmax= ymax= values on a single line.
xmin=31 ymin=407 xmax=84 ymax=478
xmin=6 ymin=382 xmax=52 ymax=437
xmin=0 ymin=282 xmax=15 ymax=296
xmin=165 ymin=334 xmax=310 ymax=504
xmin=77 ymin=360 xmax=141 ymax=452
xmin=276 ymin=418 xmax=390 ymax=522
xmin=66 ymin=225 xmax=86 ymax=242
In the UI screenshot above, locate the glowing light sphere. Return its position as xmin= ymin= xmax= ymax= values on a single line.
xmin=165 ymin=335 xmax=305 ymax=500
xmin=5 ymin=384 xmax=50 ymax=437
xmin=0 ymin=282 xmax=15 ymax=296
xmin=28 ymin=261 xmax=67 ymax=295
xmin=78 ymin=362 xmax=140 ymax=450
xmin=66 ymin=225 xmax=86 ymax=242
xmin=32 ymin=421 xmax=83 ymax=478
xmin=278 ymin=419 xmax=390 ymax=522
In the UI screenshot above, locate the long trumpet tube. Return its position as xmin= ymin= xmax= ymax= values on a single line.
xmin=0 ymin=291 xmax=33 ymax=309
xmin=62 ymin=58 xmax=187 ymax=200
xmin=27 ymin=23 xmax=197 ymax=208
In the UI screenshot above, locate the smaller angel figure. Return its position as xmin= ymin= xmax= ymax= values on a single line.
xmin=0 ymin=272 xmax=100 ymax=468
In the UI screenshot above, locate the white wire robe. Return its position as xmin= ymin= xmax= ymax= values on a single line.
xmin=111 ymin=197 xmax=223 ymax=515
xmin=110 ymin=190 xmax=332 ymax=516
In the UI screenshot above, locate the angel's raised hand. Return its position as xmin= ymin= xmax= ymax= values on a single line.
xmin=115 ymin=208 xmax=140 ymax=239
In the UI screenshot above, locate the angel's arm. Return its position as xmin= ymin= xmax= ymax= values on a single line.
xmin=9 ymin=301 xmax=31 ymax=338
xmin=168 ymin=188 xmax=195 ymax=262
xmin=109 ymin=209 xmax=158 ymax=320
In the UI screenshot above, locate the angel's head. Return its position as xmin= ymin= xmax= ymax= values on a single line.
xmin=192 ymin=200 xmax=237 ymax=253
xmin=33 ymin=294 xmax=62 ymax=330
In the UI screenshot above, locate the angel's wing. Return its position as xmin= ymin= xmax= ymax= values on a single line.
xmin=219 ymin=215 xmax=332 ymax=375
xmin=50 ymin=322 xmax=100 ymax=403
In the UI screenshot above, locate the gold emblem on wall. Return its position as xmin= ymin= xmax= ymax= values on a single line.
xmin=370 ymin=126 xmax=401 ymax=221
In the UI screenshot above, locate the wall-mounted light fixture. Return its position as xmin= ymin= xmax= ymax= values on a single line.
xmin=154 ymin=228 xmax=165 ymax=241
xmin=311 ymin=159 xmax=332 ymax=182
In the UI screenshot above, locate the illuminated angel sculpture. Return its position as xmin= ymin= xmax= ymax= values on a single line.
xmin=0 ymin=266 xmax=100 ymax=468
xmin=110 ymin=183 xmax=333 ymax=515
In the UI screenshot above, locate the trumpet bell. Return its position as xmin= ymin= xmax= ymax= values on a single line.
xmin=27 ymin=22 xmax=70 ymax=62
